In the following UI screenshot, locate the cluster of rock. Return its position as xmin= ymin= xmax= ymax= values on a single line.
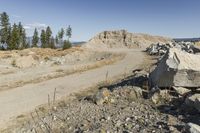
xmin=146 ymin=42 xmax=197 ymax=56
xmin=147 ymin=43 xmax=200 ymax=132
xmin=10 ymin=86 xmax=184 ymax=133
xmin=4 ymin=66 xmax=199 ymax=133
xmin=85 ymin=30 xmax=172 ymax=49
xmin=149 ymin=48 xmax=200 ymax=111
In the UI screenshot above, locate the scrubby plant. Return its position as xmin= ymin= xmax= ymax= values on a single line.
xmin=11 ymin=59 xmax=16 ymax=67
xmin=63 ymin=40 xmax=71 ymax=50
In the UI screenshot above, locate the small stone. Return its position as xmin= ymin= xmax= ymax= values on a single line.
xmin=95 ymin=88 xmax=110 ymax=105
xmin=107 ymin=116 xmax=111 ymax=121
xmin=126 ymin=117 xmax=131 ymax=122
xmin=172 ymin=86 xmax=191 ymax=96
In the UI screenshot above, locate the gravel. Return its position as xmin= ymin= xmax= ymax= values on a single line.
xmin=7 ymin=85 xmax=188 ymax=133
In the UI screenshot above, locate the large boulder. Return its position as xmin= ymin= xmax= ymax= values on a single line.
xmin=149 ymin=48 xmax=200 ymax=88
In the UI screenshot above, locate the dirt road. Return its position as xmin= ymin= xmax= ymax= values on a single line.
xmin=0 ymin=48 xmax=145 ymax=128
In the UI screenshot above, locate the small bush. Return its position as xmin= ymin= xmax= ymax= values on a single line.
xmin=11 ymin=59 xmax=16 ymax=67
xmin=63 ymin=40 xmax=72 ymax=50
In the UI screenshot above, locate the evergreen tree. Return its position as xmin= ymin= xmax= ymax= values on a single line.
xmin=66 ymin=25 xmax=72 ymax=41
xmin=0 ymin=12 xmax=10 ymax=44
xmin=58 ymin=28 xmax=64 ymax=40
xmin=40 ymin=29 xmax=46 ymax=48
xmin=32 ymin=28 xmax=39 ymax=47
xmin=55 ymin=35 xmax=59 ymax=44
xmin=9 ymin=23 xmax=20 ymax=49
xmin=26 ymin=41 xmax=30 ymax=48
xmin=21 ymin=29 xmax=27 ymax=49
xmin=18 ymin=22 xmax=23 ymax=35
xmin=50 ymin=36 xmax=55 ymax=49
xmin=7 ymin=26 xmax=12 ymax=49
xmin=45 ymin=26 xmax=52 ymax=47
xmin=18 ymin=22 xmax=23 ymax=49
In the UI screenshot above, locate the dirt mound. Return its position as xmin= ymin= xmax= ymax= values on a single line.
xmin=14 ymin=55 xmax=39 ymax=68
xmin=85 ymin=30 xmax=172 ymax=49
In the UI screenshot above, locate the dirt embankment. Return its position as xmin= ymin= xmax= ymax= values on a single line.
xmin=84 ymin=30 xmax=172 ymax=49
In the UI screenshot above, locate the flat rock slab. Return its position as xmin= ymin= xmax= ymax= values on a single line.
xmin=150 ymin=48 xmax=200 ymax=87
xmin=172 ymin=86 xmax=191 ymax=96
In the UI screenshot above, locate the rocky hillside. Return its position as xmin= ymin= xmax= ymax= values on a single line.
xmin=85 ymin=30 xmax=172 ymax=49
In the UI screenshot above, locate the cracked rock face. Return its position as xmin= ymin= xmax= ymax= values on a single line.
xmin=150 ymin=48 xmax=200 ymax=88
xmin=85 ymin=30 xmax=171 ymax=49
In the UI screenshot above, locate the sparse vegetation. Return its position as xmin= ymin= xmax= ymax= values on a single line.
xmin=0 ymin=12 xmax=72 ymax=50
xmin=11 ymin=59 xmax=16 ymax=67
xmin=32 ymin=28 xmax=39 ymax=47
xmin=63 ymin=40 xmax=72 ymax=50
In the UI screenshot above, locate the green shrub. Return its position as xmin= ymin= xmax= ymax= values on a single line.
xmin=63 ymin=40 xmax=72 ymax=50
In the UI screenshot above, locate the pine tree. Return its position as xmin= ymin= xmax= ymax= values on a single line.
xmin=18 ymin=22 xmax=23 ymax=49
xmin=45 ymin=26 xmax=52 ymax=47
xmin=40 ymin=29 xmax=46 ymax=48
xmin=66 ymin=25 xmax=72 ymax=41
xmin=50 ymin=36 xmax=55 ymax=49
xmin=7 ymin=26 xmax=12 ymax=49
xmin=0 ymin=12 xmax=10 ymax=44
xmin=32 ymin=28 xmax=39 ymax=47
xmin=18 ymin=22 xmax=23 ymax=35
xmin=58 ymin=28 xmax=64 ymax=40
xmin=55 ymin=35 xmax=59 ymax=44
xmin=21 ymin=29 xmax=27 ymax=49
xmin=9 ymin=23 xmax=20 ymax=50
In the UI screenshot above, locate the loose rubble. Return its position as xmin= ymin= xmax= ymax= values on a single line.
xmin=5 ymin=85 xmax=187 ymax=133
xmin=146 ymin=41 xmax=200 ymax=133
xmin=146 ymin=42 xmax=198 ymax=56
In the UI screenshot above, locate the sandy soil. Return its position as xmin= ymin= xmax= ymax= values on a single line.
xmin=0 ymin=48 xmax=146 ymax=129
xmin=0 ymin=48 xmax=123 ymax=91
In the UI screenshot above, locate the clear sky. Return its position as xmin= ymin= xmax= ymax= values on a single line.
xmin=0 ymin=0 xmax=200 ymax=41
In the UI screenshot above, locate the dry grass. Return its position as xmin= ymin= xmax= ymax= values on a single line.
xmin=0 ymin=47 xmax=84 ymax=59
xmin=195 ymin=41 xmax=200 ymax=47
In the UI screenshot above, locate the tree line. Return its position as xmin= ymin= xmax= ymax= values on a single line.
xmin=0 ymin=12 xmax=72 ymax=50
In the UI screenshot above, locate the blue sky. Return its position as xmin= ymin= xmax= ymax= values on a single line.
xmin=0 ymin=0 xmax=200 ymax=41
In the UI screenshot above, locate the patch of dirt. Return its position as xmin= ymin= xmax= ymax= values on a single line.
xmin=0 ymin=47 xmax=124 ymax=91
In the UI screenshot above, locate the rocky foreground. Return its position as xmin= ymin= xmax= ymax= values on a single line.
xmin=3 ymin=71 xmax=199 ymax=133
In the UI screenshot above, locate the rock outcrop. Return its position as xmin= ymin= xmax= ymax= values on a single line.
xmin=149 ymin=48 xmax=200 ymax=88
xmin=85 ymin=30 xmax=172 ymax=49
